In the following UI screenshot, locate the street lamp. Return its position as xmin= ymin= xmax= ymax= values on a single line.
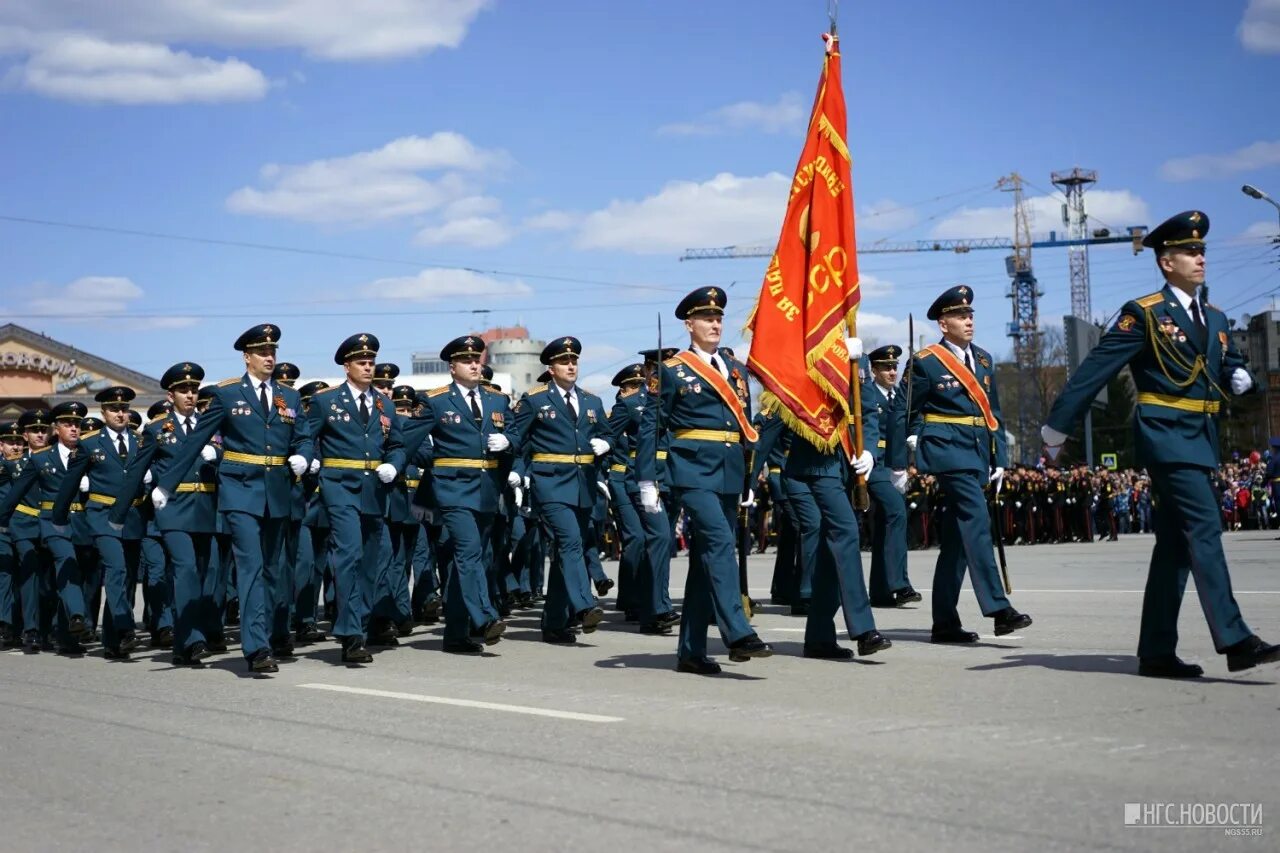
xmin=1242 ymin=185 xmax=1280 ymax=234
xmin=1242 ymin=186 xmax=1280 ymax=445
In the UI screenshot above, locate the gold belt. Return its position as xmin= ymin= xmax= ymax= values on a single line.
xmin=434 ymin=458 xmax=498 ymax=470
xmin=175 ymin=483 xmax=217 ymax=494
xmin=39 ymin=501 xmax=84 ymax=511
xmin=223 ymin=450 xmax=287 ymax=466
xmin=1136 ymin=392 xmax=1220 ymax=414
xmin=768 ymin=466 xmax=782 ymax=474
xmin=876 ymin=440 xmax=886 ymax=448
xmin=404 ymin=479 xmax=420 ymax=489
xmin=531 ymin=453 xmax=596 ymax=465
xmin=87 ymin=494 xmax=146 ymax=507
xmin=627 ymin=450 xmax=668 ymax=459
xmin=15 ymin=504 xmax=40 ymax=517
xmin=322 ymin=458 xmax=379 ymax=471
xmin=673 ymin=429 xmax=740 ymax=443
xmin=924 ymin=414 xmax=988 ymax=427
xmin=609 ymin=463 xmax=627 ymax=474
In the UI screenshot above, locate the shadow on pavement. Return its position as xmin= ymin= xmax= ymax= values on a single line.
xmin=967 ymin=653 xmax=1276 ymax=685
xmin=594 ymin=652 xmax=767 ymax=680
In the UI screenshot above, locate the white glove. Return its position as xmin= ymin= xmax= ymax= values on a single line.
xmin=852 ymin=449 xmax=874 ymax=476
xmin=906 ymin=434 xmax=918 ymax=451
xmin=108 ymin=521 xmax=123 ymax=532
xmin=511 ymin=485 xmax=523 ymax=507
xmin=890 ymin=469 xmax=908 ymax=494
xmin=597 ymin=481 xmax=610 ymax=500
xmin=143 ymin=469 xmax=153 ymax=486
xmin=200 ymin=444 xmax=218 ymax=462
xmin=507 ymin=471 xmax=521 ymax=488
xmin=375 ymin=463 xmax=397 ymax=484
xmin=590 ymin=437 xmax=610 ymax=456
xmin=844 ymin=336 xmax=863 ymax=360
xmin=486 ymin=433 xmax=510 ymax=452
xmin=1231 ymin=368 xmax=1253 ymax=395
xmin=287 ymin=455 xmax=307 ymax=477
xmin=79 ymin=476 xmax=89 ymax=492
xmin=740 ymin=488 xmax=756 ymax=508
xmin=308 ymin=458 xmax=320 ymax=474
xmin=639 ymin=480 xmax=660 ymax=513
xmin=522 ymin=475 xmax=530 ymax=490
xmin=991 ymin=466 xmax=1005 ymax=493
xmin=1015 ymin=501 xmax=1023 ymax=508
xmin=151 ymin=486 xmax=170 ymax=511
xmin=908 ymin=502 xmax=917 ymax=509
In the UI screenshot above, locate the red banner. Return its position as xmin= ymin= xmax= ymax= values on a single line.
xmin=745 ymin=33 xmax=859 ymax=456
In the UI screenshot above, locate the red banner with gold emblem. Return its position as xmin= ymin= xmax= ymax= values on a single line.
xmin=745 ymin=33 xmax=859 ymax=456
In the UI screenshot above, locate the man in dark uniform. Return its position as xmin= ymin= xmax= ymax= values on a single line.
xmin=2 ymin=412 xmax=52 ymax=651
xmin=509 ymin=336 xmax=611 ymax=644
xmin=131 ymin=324 xmax=313 ymax=674
xmin=605 ymin=364 xmax=647 ymax=621
xmin=0 ymin=421 xmax=27 ymax=646
xmin=372 ymin=362 xmax=400 ymax=395
xmin=1043 ymin=210 xmax=1280 ymax=676
xmin=637 ymin=287 xmax=772 ymax=673
xmin=862 ymin=345 xmax=919 ymax=607
xmin=889 ymin=285 xmax=1032 ymax=643
xmin=271 ymin=362 xmax=311 ymax=641
xmin=272 ymin=362 xmax=301 ymax=388
xmin=293 ymin=380 xmax=330 ymax=642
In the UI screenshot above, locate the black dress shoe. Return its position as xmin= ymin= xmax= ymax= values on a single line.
xmin=856 ymin=630 xmax=892 ymax=656
xmin=894 ymin=587 xmax=923 ymax=606
xmin=869 ymin=598 xmax=898 ymax=609
xmin=623 ymin=609 xmax=640 ymax=623
xmin=803 ymin=643 xmax=854 ymax=660
xmin=23 ymin=631 xmax=40 ymax=654
xmin=931 ymin=625 xmax=980 ymax=644
xmin=443 ymin=638 xmax=484 ymax=654
xmin=478 ymin=620 xmax=506 ymax=646
xmin=992 ymin=608 xmax=1032 ymax=636
xmin=676 ymin=657 xmax=722 ymax=675
xmin=206 ymin=636 xmax=229 ymax=653
xmin=187 ymin=641 xmax=212 ymax=662
xmin=341 ymin=639 xmax=373 ymax=664
xmin=249 ymin=650 xmax=278 ymax=673
xmin=57 ymin=642 xmax=88 ymax=656
xmin=103 ymin=646 xmax=132 ymax=659
xmin=172 ymin=651 xmax=205 ymax=667
xmin=594 ymin=577 xmax=615 ymax=597
xmin=120 ymin=632 xmax=141 ymax=653
xmin=542 ymin=629 xmax=578 ymax=645
xmin=656 ymin=610 xmax=681 ymax=627
xmin=271 ymin=642 xmax=297 ymax=658
xmin=151 ymin=627 xmax=174 ymax=649
xmin=295 ymin=623 xmax=326 ymax=644
xmin=396 ymin=619 xmax=415 ymax=637
xmin=367 ymin=632 xmax=399 ymax=648
xmin=1225 ymin=635 xmax=1280 ymax=672
xmin=68 ymin=614 xmax=88 ymax=637
xmin=1138 ymin=655 xmax=1203 ymax=679
xmin=638 ymin=622 xmax=672 ymax=635
xmin=727 ymin=634 xmax=773 ymax=662
xmin=789 ymin=601 xmax=810 ymax=617
xmin=577 ymin=607 xmax=605 ymax=634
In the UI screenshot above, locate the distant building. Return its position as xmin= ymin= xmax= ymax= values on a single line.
xmin=411 ymin=325 xmax=545 ymax=397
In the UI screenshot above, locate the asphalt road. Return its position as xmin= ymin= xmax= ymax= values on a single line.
xmin=3 ymin=531 xmax=1277 ymax=851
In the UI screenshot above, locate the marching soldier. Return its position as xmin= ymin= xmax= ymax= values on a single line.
xmin=509 ymin=336 xmax=611 ymax=644
xmin=372 ymin=362 xmax=400 ymax=394
xmin=889 ymin=285 xmax=1032 ymax=644
xmin=0 ymin=421 xmax=26 ymax=646
xmin=1043 ymin=210 xmax=1280 ymax=676
xmin=403 ymin=335 xmax=511 ymax=653
xmin=863 ymin=345 xmax=920 ymax=607
xmin=131 ymin=323 xmax=314 ymax=674
xmin=605 ymin=364 xmax=647 ymax=621
xmin=2 ymin=411 xmax=52 ymax=651
xmin=272 ymin=362 xmax=301 ymax=388
xmin=385 ymin=384 xmax=433 ymax=627
xmin=293 ymin=380 xmax=330 ymax=642
xmin=637 ymin=287 xmax=772 ymax=673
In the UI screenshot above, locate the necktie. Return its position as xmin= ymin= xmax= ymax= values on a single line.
xmin=565 ymin=391 xmax=578 ymax=420
xmin=183 ymin=417 xmax=193 ymax=436
xmin=964 ymin=350 xmax=973 ymax=373
xmin=1190 ymin=299 xmax=1205 ymax=334
xmin=359 ymin=393 xmax=370 ymax=426
xmin=887 ymin=388 xmax=895 ymax=404
xmin=117 ymin=433 xmax=128 ymax=459
xmin=469 ymin=390 xmax=482 ymax=422
xmin=259 ymin=382 xmax=270 ymax=418
xmin=710 ymin=355 xmax=723 ymax=375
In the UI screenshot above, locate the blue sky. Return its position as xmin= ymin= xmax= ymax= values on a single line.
xmin=2 ymin=0 xmax=1279 ymax=390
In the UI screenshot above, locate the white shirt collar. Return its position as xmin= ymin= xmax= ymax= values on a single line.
xmin=942 ymin=338 xmax=972 ymax=363
xmin=105 ymin=425 xmax=126 ymax=444
xmin=249 ymin=374 xmax=272 ymax=393
xmin=552 ymin=380 xmax=576 ymax=399
xmin=58 ymin=442 xmax=73 ymax=466
xmin=1168 ymin=284 xmax=1201 ymax=312
xmin=875 ymin=382 xmax=894 ymax=399
xmin=345 ymin=381 xmax=372 ymax=403
xmin=454 ymin=381 xmax=481 ymax=399
xmin=690 ymin=343 xmax=728 ymax=377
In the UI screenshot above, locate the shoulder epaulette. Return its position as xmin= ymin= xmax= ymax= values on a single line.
xmin=312 ymin=385 xmax=341 ymax=397
xmin=479 ymin=385 xmax=509 ymax=397
xmin=80 ymin=430 xmax=101 ymax=440
xmin=525 ymin=383 xmax=549 ymax=396
xmin=426 ymin=386 xmax=450 ymax=398
xmin=217 ymin=377 xmax=239 ymax=387
xmin=619 ymin=386 xmax=641 ymax=399
xmin=663 ymin=356 xmax=682 ymax=368
xmin=915 ymin=348 xmax=935 ymax=360
xmin=1135 ymin=292 xmax=1164 ymax=309
xmin=31 ymin=445 xmax=52 ymax=455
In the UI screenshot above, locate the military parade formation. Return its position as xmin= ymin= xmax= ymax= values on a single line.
xmin=1 ymin=210 xmax=1279 ymax=679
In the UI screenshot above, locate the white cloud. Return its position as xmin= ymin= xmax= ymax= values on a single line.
xmin=1240 ymin=0 xmax=1280 ymax=53
xmin=1160 ymin=139 xmax=1280 ymax=182
xmin=360 ymin=268 xmax=531 ymax=302
xmin=858 ymin=273 xmax=894 ymax=299
xmin=1241 ymin=220 xmax=1280 ymax=241
xmin=226 ymin=133 xmax=505 ymax=225
xmin=575 ymin=172 xmax=789 ymax=254
xmin=6 ymin=34 xmax=266 ymax=104
xmin=522 ymin=210 xmax=580 ymax=231
xmin=415 ymin=216 xmax=512 ymax=247
xmin=25 ymin=275 xmax=199 ymax=329
xmin=659 ymin=92 xmax=806 ymax=136
xmin=858 ymin=198 xmax=920 ymax=234
xmin=851 ymin=310 xmax=912 ymax=352
xmin=931 ymin=190 xmax=1150 ymax=240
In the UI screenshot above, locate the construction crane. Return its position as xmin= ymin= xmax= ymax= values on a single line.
xmin=679 ymin=229 xmax=1145 ymax=261
xmin=1052 ymin=167 xmax=1098 ymax=321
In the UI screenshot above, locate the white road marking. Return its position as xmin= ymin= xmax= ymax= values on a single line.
xmin=298 ymin=683 xmax=624 ymax=724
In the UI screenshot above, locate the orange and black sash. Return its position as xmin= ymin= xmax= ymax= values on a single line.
xmin=921 ymin=344 xmax=998 ymax=430
xmin=672 ymin=352 xmax=760 ymax=442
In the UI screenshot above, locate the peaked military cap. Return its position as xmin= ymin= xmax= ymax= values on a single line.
xmin=128 ymin=411 xmax=143 ymax=429
xmin=537 ymin=369 xmax=552 ymax=384
xmin=440 ymin=335 xmax=485 ymax=361
xmin=18 ymin=409 xmax=51 ymax=429
xmin=391 ymin=384 xmax=417 ymax=405
xmin=234 ymin=323 xmax=281 ymax=351
xmin=481 ymin=364 xmax=494 ymax=381
xmin=161 ymin=362 xmax=205 ymax=390
xmin=80 ymin=416 xmax=104 ymax=433
xmin=374 ymin=362 xmax=400 ymax=382
xmin=297 ymin=380 xmax=329 ymax=401
xmin=1142 ymin=210 xmax=1209 ymax=252
xmin=197 ymin=385 xmax=216 ymax=404
xmin=868 ymin=345 xmax=903 ymax=366
xmin=272 ymin=362 xmax=301 ymax=385
xmin=52 ymin=401 xmax=88 ymax=421
xmin=612 ymin=363 xmax=646 ymax=387
xmin=927 ymin=284 xmax=975 ymax=321
xmin=147 ymin=401 xmax=172 ymax=420
xmin=640 ymin=343 xmax=680 ymax=361
xmin=335 ymin=333 xmax=380 ymax=365
xmin=94 ymin=386 xmax=135 ymax=405
xmin=541 ymin=336 xmax=582 ymax=365
xmin=675 ymin=286 xmax=726 ymax=319
xmin=0 ymin=421 xmax=23 ymax=441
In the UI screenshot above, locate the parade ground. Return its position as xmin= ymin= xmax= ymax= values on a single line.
xmin=3 ymin=532 xmax=1276 ymax=852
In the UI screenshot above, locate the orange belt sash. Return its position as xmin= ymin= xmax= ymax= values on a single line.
xmin=921 ymin=344 xmax=998 ymax=431
xmin=671 ymin=352 xmax=759 ymax=443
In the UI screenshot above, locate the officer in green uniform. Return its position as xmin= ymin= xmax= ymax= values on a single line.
xmin=372 ymin=362 xmax=400 ymax=395
xmin=2 ymin=411 xmax=53 ymax=651
xmin=292 ymin=380 xmax=330 ymax=641
xmin=509 ymin=336 xmax=611 ymax=643
xmin=1043 ymin=210 xmax=1280 ymax=676
xmin=863 ymin=345 xmax=919 ymax=607
xmin=889 ymin=285 xmax=1032 ymax=643
xmin=0 ymin=421 xmax=26 ymax=646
